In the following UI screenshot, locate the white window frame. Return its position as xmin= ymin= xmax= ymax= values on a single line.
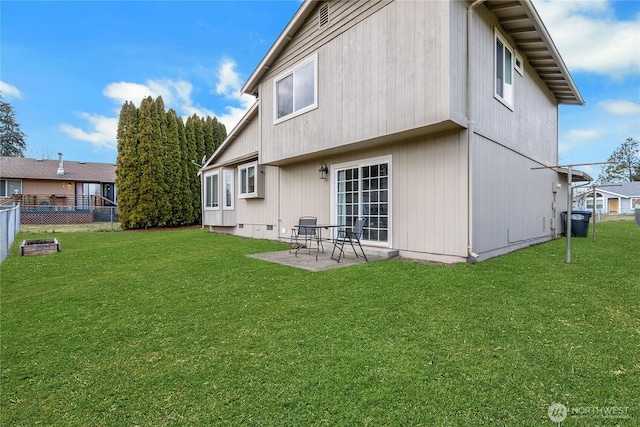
xmin=515 ymin=51 xmax=524 ymax=76
xmin=238 ymin=161 xmax=258 ymax=199
xmin=204 ymin=172 xmax=219 ymax=210
xmin=273 ymin=53 xmax=318 ymax=124
xmin=223 ymin=169 xmax=234 ymax=210
xmin=586 ymin=192 xmax=604 ymax=211
xmin=495 ymin=29 xmax=514 ymax=109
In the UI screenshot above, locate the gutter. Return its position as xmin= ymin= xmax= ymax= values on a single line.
xmin=466 ymin=0 xmax=485 ymax=263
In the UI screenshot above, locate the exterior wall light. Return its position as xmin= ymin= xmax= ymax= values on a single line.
xmin=318 ymin=161 xmax=328 ymax=180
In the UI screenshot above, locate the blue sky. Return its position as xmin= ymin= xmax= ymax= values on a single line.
xmin=1 ymin=0 xmax=639 ymax=179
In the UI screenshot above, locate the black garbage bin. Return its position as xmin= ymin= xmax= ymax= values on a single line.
xmin=561 ymin=210 xmax=592 ymax=237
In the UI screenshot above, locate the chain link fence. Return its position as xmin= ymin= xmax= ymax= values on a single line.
xmin=19 ymin=204 xmax=119 ymax=229
xmin=1 ymin=204 xmax=21 ymax=263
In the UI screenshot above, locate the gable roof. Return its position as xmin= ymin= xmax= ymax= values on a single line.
xmin=241 ymin=0 xmax=583 ymax=105
xmin=200 ymin=101 xmax=259 ymax=171
xmin=241 ymin=0 xmax=314 ymax=97
xmin=597 ymin=182 xmax=640 ymax=198
xmin=0 ymin=156 xmax=116 ymax=183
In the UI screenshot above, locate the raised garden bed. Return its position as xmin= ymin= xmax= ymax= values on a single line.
xmin=20 ymin=238 xmax=61 ymax=256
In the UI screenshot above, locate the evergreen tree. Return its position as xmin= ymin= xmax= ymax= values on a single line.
xmin=192 ymin=116 xmax=205 ymax=223
xmin=115 ymin=98 xmax=225 ymax=228
xmin=131 ymin=96 xmax=167 ymax=227
xmin=203 ymin=117 xmax=215 ymax=161
xmin=598 ymin=137 xmax=640 ymax=183
xmin=183 ymin=115 xmax=198 ymax=224
xmin=115 ymin=101 xmax=140 ymax=229
xmin=153 ymin=96 xmax=171 ymax=226
xmin=0 ymin=94 xmax=27 ymax=157
xmin=165 ymin=109 xmax=184 ymax=225
xmin=179 ymin=115 xmax=193 ymax=224
xmin=212 ymin=117 xmax=226 ymax=152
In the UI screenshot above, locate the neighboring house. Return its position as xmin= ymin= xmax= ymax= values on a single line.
xmin=199 ymin=0 xmax=588 ymax=263
xmin=575 ymin=182 xmax=640 ymax=215
xmin=0 ymin=154 xmax=116 ymax=210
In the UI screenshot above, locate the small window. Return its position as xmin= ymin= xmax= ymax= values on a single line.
xmin=515 ymin=51 xmax=524 ymax=75
xmin=204 ymin=172 xmax=219 ymax=209
xmin=274 ymin=54 xmax=318 ymax=123
xmin=495 ymin=30 xmax=514 ymax=108
xmin=237 ymin=161 xmax=263 ymax=198
xmin=223 ymin=169 xmax=234 ymax=210
xmin=238 ymin=161 xmax=257 ymax=198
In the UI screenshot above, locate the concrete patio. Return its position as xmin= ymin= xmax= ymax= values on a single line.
xmin=248 ymin=244 xmax=397 ymax=272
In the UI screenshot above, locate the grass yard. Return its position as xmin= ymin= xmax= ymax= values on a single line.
xmin=1 ymin=222 xmax=638 ymax=426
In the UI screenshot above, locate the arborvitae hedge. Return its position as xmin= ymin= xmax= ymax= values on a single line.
xmin=115 ymin=96 xmax=226 ymax=229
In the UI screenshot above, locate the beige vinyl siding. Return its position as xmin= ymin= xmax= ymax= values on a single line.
xmin=21 ymin=180 xmax=74 ymax=197
xmin=214 ymin=112 xmax=260 ymax=166
xmin=235 ymin=165 xmax=280 ymax=240
xmin=277 ymin=130 xmax=468 ymax=260
xmin=392 ymin=130 xmax=468 ymax=259
xmin=472 ymin=135 xmax=559 ymax=258
xmin=471 ymin=4 xmax=559 ymax=165
xmin=259 ymin=0 xmax=454 ymax=165
xmin=449 ymin=0 xmax=469 ymax=124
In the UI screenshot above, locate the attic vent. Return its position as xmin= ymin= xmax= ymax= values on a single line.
xmin=319 ymin=3 xmax=329 ymax=28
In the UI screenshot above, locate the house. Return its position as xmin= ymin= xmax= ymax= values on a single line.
xmin=576 ymin=182 xmax=640 ymax=215
xmin=0 ymin=154 xmax=116 ymax=222
xmin=199 ymin=0 xmax=588 ymax=263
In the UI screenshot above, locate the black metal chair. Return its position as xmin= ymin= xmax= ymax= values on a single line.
xmin=290 ymin=216 xmax=320 ymax=258
xmin=331 ymin=217 xmax=368 ymax=263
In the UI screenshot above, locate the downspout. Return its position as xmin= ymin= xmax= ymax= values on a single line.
xmin=466 ymin=0 xmax=485 ymax=263
xmin=198 ymin=169 xmax=205 ymax=229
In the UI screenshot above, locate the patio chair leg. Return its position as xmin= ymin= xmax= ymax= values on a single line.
xmin=331 ymin=238 xmax=346 ymax=263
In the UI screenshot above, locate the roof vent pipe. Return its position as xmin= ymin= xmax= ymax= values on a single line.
xmin=57 ymin=152 xmax=65 ymax=175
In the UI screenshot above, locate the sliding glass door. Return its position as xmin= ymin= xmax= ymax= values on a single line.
xmin=335 ymin=158 xmax=390 ymax=244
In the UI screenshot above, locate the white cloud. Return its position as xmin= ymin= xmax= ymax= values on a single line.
xmin=216 ymin=58 xmax=243 ymax=98
xmin=212 ymin=58 xmax=256 ymax=132
xmin=599 ymin=100 xmax=640 ymax=115
xmin=559 ymin=129 xmax=601 ymax=153
xmin=58 ymin=113 xmax=118 ymax=150
xmin=567 ymin=129 xmax=601 ymax=140
xmin=103 ymin=82 xmax=158 ymax=106
xmin=61 ymin=57 xmax=255 ymax=149
xmin=533 ymin=0 xmax=640 ymax=78
xmin=103 ymin=79 xmax=194 ymax=109
xmin=0 ymin=81 xmax=23 ymax=99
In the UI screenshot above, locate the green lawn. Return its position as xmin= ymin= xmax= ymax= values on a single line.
xmin=1 ymin=222 xmax=638 ymax=426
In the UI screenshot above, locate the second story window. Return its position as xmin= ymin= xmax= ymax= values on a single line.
xmin=495 ymin=30 xmax=514 ymax=108
xmin=274 ymin=54 xmax=318 ymax=123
